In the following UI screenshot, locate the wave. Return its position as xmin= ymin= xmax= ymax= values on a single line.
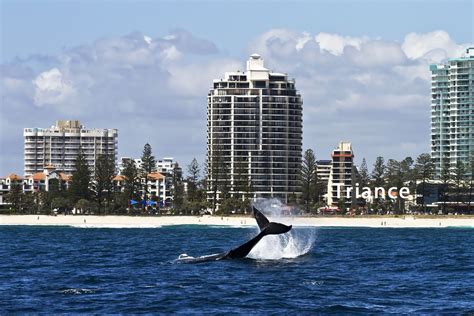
xmin=59 ymin=288 xmax=97 ymax=295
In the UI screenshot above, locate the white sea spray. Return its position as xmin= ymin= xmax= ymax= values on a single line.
xmin=248 ymin=198 xmax=315 ymax=260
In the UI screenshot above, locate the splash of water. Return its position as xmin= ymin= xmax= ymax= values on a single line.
xmin=247 ymin=229 xmax=315 ymax=260
xmin=247 ymin=198 xmax=315 ymax=260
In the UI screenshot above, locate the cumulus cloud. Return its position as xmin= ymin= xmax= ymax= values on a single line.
xmin=315 ymin=32 xmax=368 ymax=55
xmin=33 ymin=68 xmax=76 ymax=106
xmin=402 ymin=30 xmax=467 ymax=62
xmin=1 ymin=28 xmax=472 ymax=175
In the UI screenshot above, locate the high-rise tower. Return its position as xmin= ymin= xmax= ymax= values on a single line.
xmin=207 ymin=54 xmax=303 ymax=204
xmin=431 ymin=47 xmax=474 ymax=177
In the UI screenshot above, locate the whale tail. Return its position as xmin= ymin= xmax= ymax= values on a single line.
xmin=253 ymin=206 xmax=270 ymax=230
xmin=252 ymin=206 xmax=291 ymax=234
xmin=225 ymin=207 xmax=292 ymax=259
xmin=264 ymin=222 xmax=292 ymax=235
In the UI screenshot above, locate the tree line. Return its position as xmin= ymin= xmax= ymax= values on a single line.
xmin=300 ymin=149 xmax=474 ymax=214
xmin=4 ymin=145 xmax=473 ymax=215
xmin=4 ymin=144 xmax=183 ymax=215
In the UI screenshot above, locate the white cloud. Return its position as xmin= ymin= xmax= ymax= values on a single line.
xmin=143 ymin=35 xmax=152 ymax=45
xmin=315 ymin=32 xmax=367 ymax=55
xmin=402 ymin=30 xmax=470 ymax=62
xmin=347 ymin=40 xmax=407 ymax=67
xmin=1 ymin=29 xmax=472 ymax=176
xmin=33 ymin=68 xmax=76 ymax=106
xmin=160 ymin=45 xmax=182 ymax=62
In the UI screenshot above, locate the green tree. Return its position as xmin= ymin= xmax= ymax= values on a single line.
xmin=172 ymin=163 xmax=184 ymax=212
xmin=371 ymin=156 xmax=386 ymax=187
xmin=385 ymin=158 xmax=413 ymax=214
xmin=75 ymin=199 xmax=96 ymax=214
xmin=414 ymin=153 xmax=435 ymax=212
xmin=452 ymin=160 xmax=467 ymax=213
xmin=300 ymin=149 xmax=317 ymax=211
xmin=439 ymin=157 xmax=452 ymax=214
xmin=187 ymin=158 xmax=201 ymax=203
xmin=385 ymin=159 xmax=402 ymax=212
xmin=208 ymin=143 xmax=229 ymax=214
xmin=94 ymin=153 xmax=116 ymax=214
xmin=359 ymin=158 xmax=370 ymax=188
xmin=51 ymin=196 xmax=69 ymax=213
xmin=400 ymin=156 xmax=414 ymax=212
xmin=371 ymin=156 xmax=386 ymax=210
xmin=122 ymin=160 xmax=140 ymax=212
xmin=70 ymin=149 xmax=91 ymax=203
xmin=22 ymin=192 xmax=35 ymax=214
xmin=140 ymin=143 xmax=156 ymax=212
xmin=6 ymin=183 xmax=24 ymax=213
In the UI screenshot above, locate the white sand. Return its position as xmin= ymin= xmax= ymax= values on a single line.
xmin=1 ymin=215 xmax=473 ymax=228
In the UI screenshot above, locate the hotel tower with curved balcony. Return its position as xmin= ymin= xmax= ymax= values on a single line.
xmin=207 ymin=54 xmax=303 ymax=203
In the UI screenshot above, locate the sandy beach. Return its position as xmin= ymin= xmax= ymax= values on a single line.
xmin=1 ymin=214 xmax=473 ymax=228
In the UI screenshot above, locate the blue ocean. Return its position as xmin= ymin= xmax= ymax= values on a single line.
xmin=1 ymin=225 xmax=473 ymax=313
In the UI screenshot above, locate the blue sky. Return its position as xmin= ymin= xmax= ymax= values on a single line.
xmin=1 ymin=0 xmax=473 ymax=176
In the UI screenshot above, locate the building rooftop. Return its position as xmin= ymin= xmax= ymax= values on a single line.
xmin=147 ymin=172 xmax=165 ymax=180
xmin=6 ymin=173 xmax=22 ymax=180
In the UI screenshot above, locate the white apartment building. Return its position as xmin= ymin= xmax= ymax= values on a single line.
xmin=431 ymin=47 xmax=474 ymax=177
xmin=119 ymin=157 xmax=180 ymax=174
xmin=207 ymin=54 xmax=303 ymax=203
xmin=24 ymin=120 xmax=118 ymax=176
xmin=327 ymin=142 xmax=355 ymax=208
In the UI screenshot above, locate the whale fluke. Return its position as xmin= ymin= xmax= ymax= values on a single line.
xmin=253 ymin=206 xmax=270 ymax=231
xmin=225 ymin=217 xmax=292 ymax=259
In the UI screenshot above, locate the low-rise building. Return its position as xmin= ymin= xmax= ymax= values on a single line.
xmin=0 ymin=174 xmax=24 ymax=207
xmin=0 ymin=168 xmax=72 ymax=207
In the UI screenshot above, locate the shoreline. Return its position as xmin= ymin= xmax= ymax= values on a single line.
xmin=1 ymin=215 xmax=473 ymax=228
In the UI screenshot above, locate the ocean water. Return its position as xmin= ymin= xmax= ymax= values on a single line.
xmin=1 ymin=225 xmax=473 ymax=313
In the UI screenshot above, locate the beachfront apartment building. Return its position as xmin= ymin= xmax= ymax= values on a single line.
xmin=24 ymin=120 xmax=118 ymax=177
xmin=206 ymin=54 xmax=303 ymax=204
xmin=326 ymin=142 xmax=355 ymax=208
xmin=431 ymin=47 xmax=474 ymax=177
xmin=0 ymin=168 xmax=72 ymax=207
